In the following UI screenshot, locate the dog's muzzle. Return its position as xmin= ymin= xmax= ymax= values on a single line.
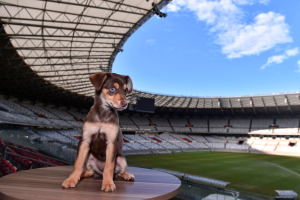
xmin=120 ymin=101 xmax=127 ymax=108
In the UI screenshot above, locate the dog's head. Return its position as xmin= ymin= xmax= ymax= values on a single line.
xmin=90 ymin=73 xmax=133 ymax=111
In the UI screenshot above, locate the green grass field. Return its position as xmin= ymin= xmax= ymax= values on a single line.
xmin=126 ymin=152 xmax=300 ymax=196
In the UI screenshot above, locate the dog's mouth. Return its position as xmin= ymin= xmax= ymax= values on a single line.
xmin=108 ymin=102 xmax=127 ymax=111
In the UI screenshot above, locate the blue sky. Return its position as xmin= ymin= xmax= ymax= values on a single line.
xmin=113 ymin=0 xmax=300 ymax=97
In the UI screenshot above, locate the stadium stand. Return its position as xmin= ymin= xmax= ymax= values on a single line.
xmin=0 ymin=137 xmax=66 ymax=177
xmin=189 ymin=119 xmax=208 ymax=127
xmin=0 ymin=158 xmax=17 ymax=176
xmin=189 ymin=142 xmax=209 ymax=148
xmin=158 ymin=142 xmax=180 ymax=149
xmin=169 ymin=118 xmax=188 ymax=127
xmin=124 ymin=135 xmax=150 ymax=142
xmin=171 ymin=134 xmax=194 ymax=142
xmin=44 ymin=107 xmax=74 ymax=121
xmin=171 ymin=141 xmax=194 ymax=149
xmin=156 ymin=126 xmax=173 ymax=131
xmin=142 ymin=142 xmax=165 ymax=149
xmin=253 ymin=119 xmax=274 ymax=128
xmin=229 ymin=119 xmax=250 ymax=133
xmin=149 ymin=118 xmax=169 ymax=126
xmin=157 ymin=133 xmax=180 ymax=142
xmin=119 ymin=116 xmax=138 ymax=130
xmin=0 ymin=99 xmax=35 ymax=117
xmin=210 ymin=119 xmax=228 ymax=128
xmin=173 ymin=127 xmax=191 ymax=132
xmin=191 ymin=127 xmax=208 ymax=133
xmin=130 ymin=117 xmax=151 ymax=126
xmin=1 ymin=99 xmax=299 ymax=136
xmin=67 ymin=110 xmax=86 ymax=121
xmin=20 ymin=104 xmax=58 ymax=119
xmin=35 ymin=130 xmax=73 ymax=144
xmin=139 ymin=126 xmax=157 ymax=131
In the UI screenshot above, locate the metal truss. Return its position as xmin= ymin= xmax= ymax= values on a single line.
xmin=0 ymin=0 xmax=172 ymax=109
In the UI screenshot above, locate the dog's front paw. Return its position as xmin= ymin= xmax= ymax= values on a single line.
xmin=120 ymin=171 xmax=135 ymax=181
xmin=101 ymin=181 xmax=116 ymax=192
xmin=62 ymin=177 xmax=79 ymax=188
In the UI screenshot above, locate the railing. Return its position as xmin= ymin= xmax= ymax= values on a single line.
xmin=126 ymin=158 xmax=275 ymax=200
xmin=3 ymin=145 xmax=72 ymax=167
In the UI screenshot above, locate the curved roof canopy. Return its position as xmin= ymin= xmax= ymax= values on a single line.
xmin=0 ymin=0 xmax=170 ymax=107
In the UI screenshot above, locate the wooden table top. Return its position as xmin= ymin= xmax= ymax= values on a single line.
xmin=0 ymin=166 xmax=181 ymax=200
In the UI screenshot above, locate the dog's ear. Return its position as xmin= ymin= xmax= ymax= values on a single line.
xmin=124 ymin=76 xmax=133 ymax=94
xmin=90 ymin=73 xmax=108 ymax=91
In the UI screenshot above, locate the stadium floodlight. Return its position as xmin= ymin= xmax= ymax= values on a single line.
xmin=112 ymin=43 xmax=124 ymax=53
xmin=151 ymin=2 xmax=167 ymax=18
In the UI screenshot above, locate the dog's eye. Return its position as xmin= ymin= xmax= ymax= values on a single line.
xmin=110 ymin=87 xmax=116 ymax=92
xmin=125 ymin=88 xmax=128 ymax=93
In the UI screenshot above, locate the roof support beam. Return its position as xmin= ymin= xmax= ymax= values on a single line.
xmin=0 ymin=56 xmax=111 ymax=60
xmin=285 ymin=95 xmax=294 ymax=116
xmin=157 ymin=96 xmax=170 ymax=107
xmin=160 ymin=97 xmax=174 ymax=111
xmin=193 ymin=98 xmax=200 ymax=115
xmin=228 ymin=99 xmax=235 ymax=117
xmin=273 ymin=96 xmax=281 ymax=116
xmin=176 ymin=98 xmax=187 ymax=113
xmin=153 ymin=95 xmax=165 ymax=106
xmin=0 ymin=17 xmax=132 ymax=29
xmin=0 ymin=2 xmax=141 ymax=23
xmin=13 ymin=61 xmax=109 ymax=68
xmin=184 ymin=98 xmax=193 ymax=115
xmin=0 ymin=34 xmax=122 ymax=39
xmin=261 ymin=97 xmax=269 ymax=116
xmin=218 ymin=99 xmax=224 ymax=117
xmin=9 ymin=37 xmax=120 ymax=45
xmin=1 ymin=21 xmax=126 ymax=36
xmin=239 ymin=99 xmax=246 ymax=117
xmin=37 ymin=0 xmax=149 ymax=15
xmin=169 ymin=97 xmax=181 ymax=111
xmin=250 ymin=97 xmax=257 ymax=116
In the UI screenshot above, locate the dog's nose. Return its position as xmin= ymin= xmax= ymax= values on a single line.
xmin=120 ymin=101 xmax=127 ymax=108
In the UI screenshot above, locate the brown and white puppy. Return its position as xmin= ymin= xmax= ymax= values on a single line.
xmin=62 ymin=72 xmax=134 ymax=192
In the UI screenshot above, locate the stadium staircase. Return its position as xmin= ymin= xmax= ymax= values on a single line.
xmin=224 ymin=141 xmax=228 ymax=149
xmin=128 ymin=116 xmax=140 ymax=130
xmin=167 ymin=118 xmax=175 ymax=132
xmin=148 ymin=117 xmax=158 ymax=132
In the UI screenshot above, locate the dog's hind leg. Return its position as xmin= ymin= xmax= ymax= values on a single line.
xmin=80 ymin=161 xmax=94 ymax=178
xmin=115 ymin=155 xmax=134 ymax=181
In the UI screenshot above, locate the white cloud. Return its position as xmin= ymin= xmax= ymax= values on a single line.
xmin=146 ymin=39 xmax=155 ymax=46
xmin=233 ymin=0 xmax=269 ymax=4
xmin=167 ymin=0 xmax=291 ymax=58
xmin=258 ymin=0 xmax=270 ymax=5
xmin=220 ymin=12 xmax=292 ymax=58
xmin=286 ymin=48 xmax=299 ymax=56
xmin=261 ymin=47 xmax=299 ymax=69
xmin=167 ymin=3 xmax=181 ymax=12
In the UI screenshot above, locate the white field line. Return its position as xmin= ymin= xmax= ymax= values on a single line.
xmin=265 ymin=162 xmax=300 ymax=177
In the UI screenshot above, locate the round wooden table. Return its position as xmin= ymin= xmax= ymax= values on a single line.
xmin=0 ymin=166 xmax=181 ymax=200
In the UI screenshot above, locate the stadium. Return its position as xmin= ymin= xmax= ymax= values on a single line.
xmin=0 ymin=0 xmax=300 ymax=199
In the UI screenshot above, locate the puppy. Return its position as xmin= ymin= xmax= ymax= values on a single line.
xmin=62 ymin=72 xmax=134 ymax=192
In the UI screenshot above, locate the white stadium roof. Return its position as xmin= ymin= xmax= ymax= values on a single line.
xmin=0 ymin=0 xmax=170 ymax=97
